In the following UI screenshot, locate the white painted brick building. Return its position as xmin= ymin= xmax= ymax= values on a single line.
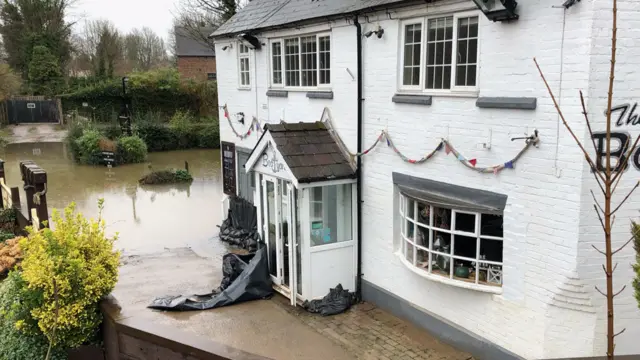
xmin=212 ymin=0 xmax=640 ymax=359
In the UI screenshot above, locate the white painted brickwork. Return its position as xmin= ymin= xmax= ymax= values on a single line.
xmin=215 ymin=0 xmax=640 ymax=358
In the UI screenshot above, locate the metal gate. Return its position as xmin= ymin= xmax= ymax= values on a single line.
xmin=6 ymin=97 xmax=60 ymax=124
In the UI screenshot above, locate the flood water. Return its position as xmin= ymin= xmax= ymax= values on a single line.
xmin=0 ymin=142 xmax=224 ymax=253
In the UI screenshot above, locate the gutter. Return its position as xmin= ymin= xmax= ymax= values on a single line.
xmin=353 ymin=15 xmax=364 ymax=302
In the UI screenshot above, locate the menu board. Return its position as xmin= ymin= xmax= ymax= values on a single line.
xmin=221 ymin=141 xmax=237 ymax=196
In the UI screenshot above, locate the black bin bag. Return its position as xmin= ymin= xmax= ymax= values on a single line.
xmin=148 ymin=246 xmax=273 ymax=311
xmin=302 ymin=284 xmax=356 ymax=316
xmin=219 ymin=196 xmax=260 ymax=251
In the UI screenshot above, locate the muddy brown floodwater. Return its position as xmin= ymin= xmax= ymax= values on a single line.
xmin=0 ymin=141 xmax=225 ymax=254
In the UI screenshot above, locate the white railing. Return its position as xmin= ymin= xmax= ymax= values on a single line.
xmin=0 ymin=178 xmax=13 ymax=208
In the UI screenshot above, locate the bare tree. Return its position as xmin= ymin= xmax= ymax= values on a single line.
xmin=128 ymin=27 xmax=167 ymax=71
xmin=534 ymin=0 xmax=632 ymax=358
xmin=173 ymin=0 xmax=245 ymax=52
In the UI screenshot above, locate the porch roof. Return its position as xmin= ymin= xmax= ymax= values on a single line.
xmin=250 ymin=122 xmax=356 ymax=184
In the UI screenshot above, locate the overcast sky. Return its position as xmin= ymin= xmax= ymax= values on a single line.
xmin=72 ymin=0 xmax=178 ymax=40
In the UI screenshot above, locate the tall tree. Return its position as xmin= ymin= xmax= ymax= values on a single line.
xmin=125 ymin=27 xmax=167 ymax=71
xmin=0 ymin=0 xmax=73 ymax=78
xmin=0 ymin=63 xmax=21 ymax=100
xmin=78 ymin=20 xmax=121 ymax=78
xmin=28 ymin=45 xmax=63 ymax=96
xmin=173 ymin=0 xmax=244 ymax=52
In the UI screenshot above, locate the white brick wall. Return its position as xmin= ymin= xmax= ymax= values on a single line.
xmin=216 ymin=0 xmax=640 ymax=358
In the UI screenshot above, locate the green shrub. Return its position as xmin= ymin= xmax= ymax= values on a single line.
xmin=100 ymin=123 xmax=122 ymax=140
xmin=135 ymin=122 xmax=177 ymax=151
xmin=0 ymin=208 xmax=17 ymax=234
xmin=19 ymin=200 xmax=120 ymax=349
xmin=0 ymin=272 xmax=67 ymax=360
xmin=135 ymin=121 xmax=219 ymax=152
xmin=74 ymin=129 xmax=103 ymax=165
xmin=139 ymin=169 xmax=193 ymax=185
xmin=117 ymin=136 xmax=147 ymax=164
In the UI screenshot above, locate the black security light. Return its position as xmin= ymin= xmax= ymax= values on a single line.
xmin=364 ymin=26 xmax=384 ymax=39
xmin=222 ymin=44 xmax=233 ymax=51
xmin=237 ymin=33 xmax=261 ymax=50
xmin=472 ymin=0 xmax=519 ymax=22
xmin=562 ymin=0 xmax=580 ymax=9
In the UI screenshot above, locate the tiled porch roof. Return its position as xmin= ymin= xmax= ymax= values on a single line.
xmin=265 ymin=122 xmax=355 ymax=184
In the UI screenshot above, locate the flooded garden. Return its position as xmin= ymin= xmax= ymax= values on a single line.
xmin=0 ymin=141 xmax=224 ymax=254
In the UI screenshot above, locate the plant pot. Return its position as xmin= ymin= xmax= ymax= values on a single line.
xmin=454 ymin=266 xmax=470 ymax=278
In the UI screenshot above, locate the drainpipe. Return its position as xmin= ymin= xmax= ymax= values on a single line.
xmin=354 ymin=15 xmax=364 ymax=302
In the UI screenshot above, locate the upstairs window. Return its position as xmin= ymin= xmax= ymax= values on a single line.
xmin=271 ymin=34 xmax=331 ymax=88
xmin=400 ymin=12 xmax=479 ymax=93
xmin=238 ymin=44 xmax=250 ymax=88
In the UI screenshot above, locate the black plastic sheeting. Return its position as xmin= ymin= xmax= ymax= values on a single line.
xmin=219 ymin=196 xmax=260 ymax=251
xmin=148 ymin=247 xmax=273 ymax=311
xmin=302 ymin=284 xmax=356 ymax=316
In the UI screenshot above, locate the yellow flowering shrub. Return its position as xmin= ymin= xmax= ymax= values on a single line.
xmin=19 ymin=200 xmax=120 ymax=348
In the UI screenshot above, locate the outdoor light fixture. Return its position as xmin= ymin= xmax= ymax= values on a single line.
xmin=237 ymin=33 xmax=261 ymax=50
xmin=364 ymin=26 xmax=384 ymax=39
xmin=472 ymin=0 xmax=519 ymax=22
xmin=561 ymin=0 xmax=580 ymax=9
xmin=222 ymin=44 xmax=233 ymax=51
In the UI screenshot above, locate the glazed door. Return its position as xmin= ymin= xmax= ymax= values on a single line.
xmin=261 ymin=176 xmax=293 ymax=293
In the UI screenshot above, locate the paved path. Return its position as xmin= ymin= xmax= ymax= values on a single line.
xmin=273 ymin=295 xmax=473 ymax=360
xmin=3 ymin=123 xmax=67 ymax=144
xmin=113 ymin=238 xmax=473 ymax=360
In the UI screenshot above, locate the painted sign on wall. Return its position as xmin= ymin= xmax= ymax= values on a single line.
xmin=591 ymin=102 xmax=640 ymax=171
xmin=262 ymin=150 xmax=285 ymax=174
xmin=221 ymin=141 xmax=237 ymax=196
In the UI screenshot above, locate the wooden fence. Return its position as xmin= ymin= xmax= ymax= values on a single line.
xmin=0 ymin=159 xmax=49 ymax=233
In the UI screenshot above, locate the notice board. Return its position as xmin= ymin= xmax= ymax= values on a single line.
xmin=221 ymin=141 xmax=237 ymax=196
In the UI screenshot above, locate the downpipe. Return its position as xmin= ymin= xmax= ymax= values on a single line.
xmin=354 ymin=15 xmax=364 ymax=302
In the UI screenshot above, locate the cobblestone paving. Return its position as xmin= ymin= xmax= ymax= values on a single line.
xmin=273 ymin=296 xmax=475 ymax=360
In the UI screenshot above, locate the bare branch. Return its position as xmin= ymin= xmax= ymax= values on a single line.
xmin=591 ymin=190 xmax=604 ymax=214
xmin=594 ymin=204 xmax=607 ymax=233
xmin=602 ymin=264 xmax=608 ymax=276
xmin=613 ymin=263 xmax=619 ymax=273
xmin=611 ymin=181 xmax=639 ymax=215
xmin=591 ymin=244 xmax=606 ymax=255
xmin=611 ymin=165 xmax=625 ymax=194
xmin=534 ymin=58 xmax=607 ymax=184
xmin=580 ymin=90 xmax=599 ymax=154
xmin=613 ymin=285 xmax=626 ymax=298
xmin=611 ymin=215 xmax=616 ymax=228
xmin=612 ymin=237 xmax=634 ymax=255
xmin=595 ymin=286 xmax=607 ymax=296
xmin=592 ymin=170 xmax=606 ymax=194
xmin=614 ymin=328 xmax=626 ymax=338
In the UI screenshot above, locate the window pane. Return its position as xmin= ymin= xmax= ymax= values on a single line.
xmin=455 ymin=212 xmax=476 ymax=233
xmin=402 ymin=23 xmax=421 ymax=86
xmin=433 ymin=254 xmax=451 ymax=278
xmin=443 ymin=65 xmax=452 ymax=88
xmin=454 ymin=235 xmax=477 ymax=259
xmin=427 ymin=43 xmax=435 ymax=65
xmin=467 ymin=65 xmax=476 ymax=86
xmin=403 ymin=68 xmax=412 ymax=86
xmin=481 ymin=214 xmax=503 ymax=237
xmin=458 ymin=40 xmax=467 ymax=64
xmin=416 ymin=224 xmax=429 ymax=248
xmin=319 ymin=36 xmax=330 ymax=84
xmin=272 ymin=42 xmax=282 ymax=84
xmin=468 ymin=39 xmax=478 ymax=63
xmin=435 ymin=42 xmax=444 ymax=65
xmin=480 ymin=238 xmax=503 ymax=263
xmin=417 ymin=202 xmax=430 ymax=225
xmin=468 ymin=16 xmax=479 ymax=37
xmin=285 ymin=38 xmax=300 ymax=86
xmin=458 ymin=17 xmax=469 ymax=38
xmin=426 ymin=67 xmax=435 ymax=89
xmin=406 ymin=242 xmax=415 ymax=264
xmin=417 ymin=248 xmax=430 ymax=271
xmin=426 ymin=17 xmax=453 ymax=90
xmin=301 ymin=36 xmax=317 ymax=87
xmin=456 ymin=65 xmax=466 ymax=86
xmin=310 ymin=185 xmax=352 ymax=247
xmin=406 ymin=198 xmax=415 ymax=219
xmin=444 ymin=41 xmax=452 ymax=64
xmin=434 ymin=67 xmax=443 ymax=89
xmin=433 ymin=206 xmax=451 ymax=229
xmin=433 ymin=231 xmax=451 ymax=253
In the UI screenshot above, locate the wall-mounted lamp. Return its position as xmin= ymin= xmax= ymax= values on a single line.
xmin=561 ymin=0 xmax=580 ymax=9
xmin=222 ymin=44 xmax=233 ymax=51
xmin=471 ymin=0 xmax=519 ymax=22
xmin=237 ymin=33 xmax=261 ymax=50
xmin=364 ymin=26 xmax=385 ymax=39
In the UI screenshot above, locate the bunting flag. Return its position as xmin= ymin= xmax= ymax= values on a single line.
xmin=348 ymin=129 xmax=539 ymax=174
xmin=222 ymin=105 xmax=264 ymax=139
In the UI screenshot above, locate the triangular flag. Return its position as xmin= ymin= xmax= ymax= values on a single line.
xmin=493 ymin=166 xmax=499 ymax=175
xmin=386 ymin=136 xmax=390 ymax=146
xmin=436 ymin=142 xmax=444 ymax=151
xmin=247 ymin=130 xmax=252 ymax=136
xmin=469 ymin=159 xmax=477 ymax=167
xmin=223 ymin=104 xmax=229 ymax=119
xmin=505 ymin=161 xmax=514 ymax=169
xmin=445 ymin=144 xmax=451 ymax=154
xmin=409 ymin=159 xmax=416 ymax=164
xmin=457 ymin=154 xmax=465 ymax=161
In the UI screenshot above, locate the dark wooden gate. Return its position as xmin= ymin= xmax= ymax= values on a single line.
xmin=6 ymin=96 xmax=61 ymax=124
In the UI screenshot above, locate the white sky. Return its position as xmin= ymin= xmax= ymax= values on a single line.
xmin=71 ymin=0 xmax=178 ymax=41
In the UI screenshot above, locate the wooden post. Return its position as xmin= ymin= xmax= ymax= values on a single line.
xmin=33 ymin=179 xmax=49 ymax=229
xmin=184 ymin=161 xmax=189 ymax=173
xmin=0 ymin=159 xmax=5 ymax=209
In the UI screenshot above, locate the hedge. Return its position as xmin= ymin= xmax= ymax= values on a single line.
xmin=134 ymin=122 xmax=220 ymax=152
xmin=60 ymin=68 xmax=218 ymax=122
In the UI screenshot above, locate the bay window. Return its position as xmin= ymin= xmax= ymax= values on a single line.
xmin=400 ymin=12 xmax=479 ymax=92
xmin=271 ymin=34 xmax=331 ymax=88
xmin=399 ymin=193 xmax=503 ymax=287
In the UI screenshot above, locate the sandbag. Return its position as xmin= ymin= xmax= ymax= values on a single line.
xmin=148 ymin=247 xmax=273 ymax=311
xmin=302 ymin=284 xmax=356 ymax=316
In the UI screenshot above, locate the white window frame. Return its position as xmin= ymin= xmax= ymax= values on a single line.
xmin=398 ymin=193 xmax=503 ymax=293
xmin=398 ymin=10 xmax=481 ymax=95
xmin=269 ymin=32 xmax=331 ymax=90
xmin=237 ymin=43 xmax=251 ymax=89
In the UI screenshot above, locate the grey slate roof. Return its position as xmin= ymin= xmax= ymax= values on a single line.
xmin=212 ymin=0 xmax=413 ymax=37
xmin=175 ymin=27 xmax=216 ymax=57
xmin=261 ymin=121 xmax=356 ymax=183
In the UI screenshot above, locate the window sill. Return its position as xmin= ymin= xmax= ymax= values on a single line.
xmin=392 ymin=94 xmax=432 ymax=106
xmin=306 ymin=91 xmax=333 ymax=99
xmin=396 ymin=90 xmax=479 ymax=99
xmin=238 ymin=87 xmax=252 ymax=91
xmin=266 ymin=89 xmax=288 ymax=98
xmin=395 ymin=252 xmax=503 ymax=295
xmin=476 ymin=97 xmax=537 ymax=110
